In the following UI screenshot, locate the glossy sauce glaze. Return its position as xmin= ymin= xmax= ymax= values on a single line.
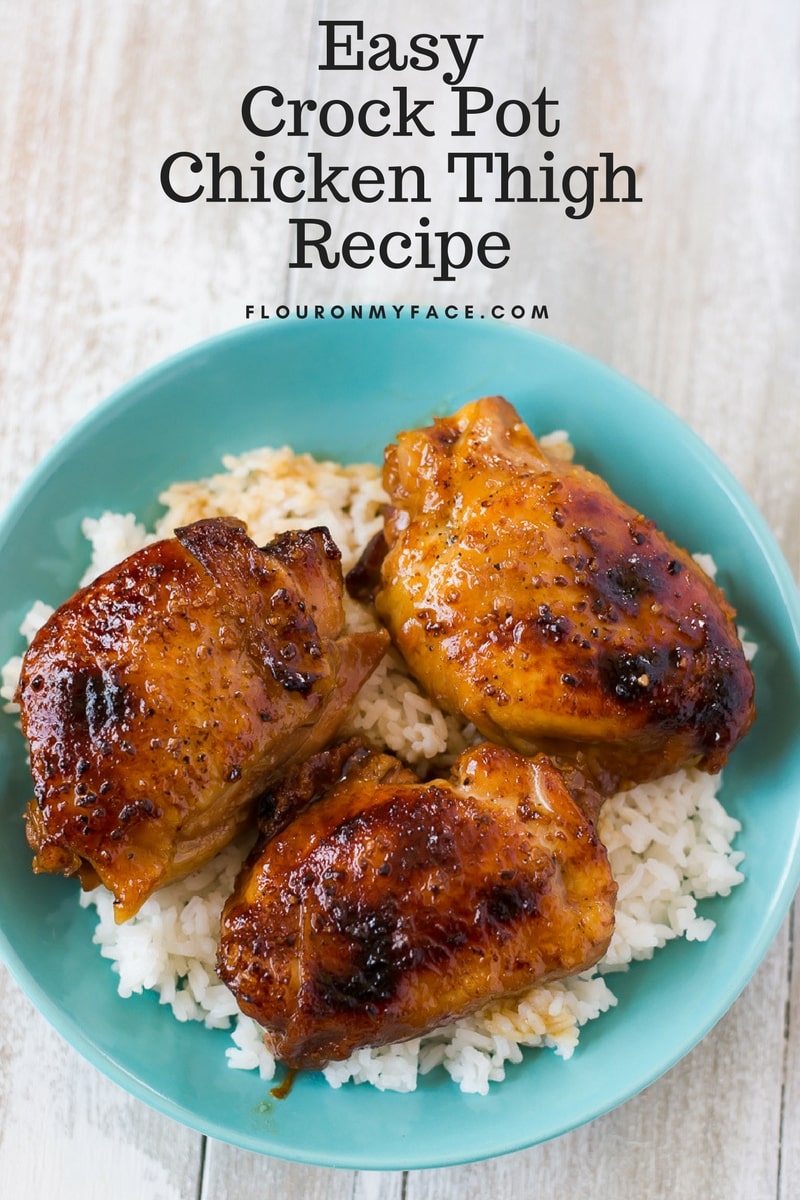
xmin=218 ymin=738 xmax=616 ymax=1070
xmin=17 ymin=518 xmax=387 ymax=920
xmin=372 ymin=397 xmax=756 ymax=792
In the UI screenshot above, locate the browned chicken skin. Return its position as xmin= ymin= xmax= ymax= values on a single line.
xmin=217 ymin=738 xmax=616 ymax=1070
xmin=372 ymin=397 xmax=755 ymax=792
xmin=17 ymin=518 xmax=387 ymax=920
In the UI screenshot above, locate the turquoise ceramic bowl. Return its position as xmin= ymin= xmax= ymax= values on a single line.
xmin=0 ymin=318 xmax=798 ymax=1169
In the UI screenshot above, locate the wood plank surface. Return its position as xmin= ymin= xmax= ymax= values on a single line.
xmin=0 ymin=3 xmax=797 ymax=1198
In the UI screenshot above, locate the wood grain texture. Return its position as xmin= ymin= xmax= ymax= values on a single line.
xmin=0 ymin=2 xmax=797 ymax=1198
xmin=0 ymin=969 xmax=201 ymax=1199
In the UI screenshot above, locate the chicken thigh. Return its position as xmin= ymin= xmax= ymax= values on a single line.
xmin=17 ymin=518 xmax=387 ymax=920
xmin=371 ymin=397 xmax=755 ymax=792
xmin=217 ymin=738 xmax=616 ymax=1070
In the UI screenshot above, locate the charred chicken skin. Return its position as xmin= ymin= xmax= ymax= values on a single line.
xmin=17 ymin=518 xmax=387 ymax=921
xmin=217 ymin=737 xmax=616 ymax=1070
xmin=371 ymin=397 xmax=755 ymax=792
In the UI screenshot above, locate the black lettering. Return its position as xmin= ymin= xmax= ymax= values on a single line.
xmin=351 ymin=165 xmax=385 ymax=203
xmin=286 ymin=220 xmax=509 ymax=277
xmin=273 ymin=164 xmax=305 ymax=203
xmin=242 ymin=86 xmax=285 ymax=137
xmin=318 ymin=20 xmax=363 ymax=70
xmin=440 ymin=33 xmax=483 ymax=85
xmin=206 ymin=153 xmax=244 ymax=202
xmin=563 ymin=165 xmax=597 ymax=219
xmin=160 ymin=152 xmax=204 ymax=202
xmin=477 ymin=231 xmax=510 ymax=270
xmin=250 ymin=151 xmax=269 ymax=202
xmin=318 ymin=99 xmax=354 ymax=137
xmin=447 ymin=152 xmax=492 ymax=201
xmin=308 ymin=153 xmax=351 ymax=202
xmin=451 ymin=86 xmax=494 ymax=136
xmin=408 ymin=34 xmax=439 ymax=73
xmin=289 ymin=219 xmax=338 ymax=269
xmin=341 ymin=230 xmax=375 ymax=268
xmin=415 ymin=216 xmax=434 ymax=268
xmin=358 ymin=98 xmax=391 ymax=137
xmin=395 ymin=87 xmax=435 ymax=136
xmin=534 ymin=88 xmax=560 ymax=136
xmin=368 ymin=34 xmax=408 ymax=73
xmin=432 ymin=230 xmax=472 ymax=281
xmin=380 ymin=231 xmax=412 ymax=268
xmin=387 ymin=163 xmax=429 ymax=202
xmin=600 ymin=153 xmax=642 ymax=203
xmin=285 ymin=98 xmax=318 ymax=136
xmin=496 ymin=98 xmax=531 ymax=137
xmin=540 ymin=151 xmax=559 ymax=203
xmin=494 ymin=155 xmax=535 ymax=202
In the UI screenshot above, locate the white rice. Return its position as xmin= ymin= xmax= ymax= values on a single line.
xmin=5 ymin=443 xmax=749 ymax=1095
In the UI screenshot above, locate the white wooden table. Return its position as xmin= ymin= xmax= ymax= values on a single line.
xmin=1 ymin=3 xmax=798 ymax=1197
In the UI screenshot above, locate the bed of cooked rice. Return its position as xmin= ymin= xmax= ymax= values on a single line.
xmin=0 ymin=443 xmax=748 ymax=1096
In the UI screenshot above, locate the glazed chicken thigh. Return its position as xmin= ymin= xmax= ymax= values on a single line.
xmin=17 ymin=518 xmax=387 ymax=920
xmin=217 ymin=738 xmax=616 ymax=1070
xmin=372 ymin=397 xmax=755 ymax=792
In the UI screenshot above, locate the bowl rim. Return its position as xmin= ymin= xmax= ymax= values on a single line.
xmin=0 ymin=315 xmax=798 ymax=1169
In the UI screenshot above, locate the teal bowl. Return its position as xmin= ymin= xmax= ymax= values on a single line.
xmin=0 ymin=318 xmax=798 ymax=1169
